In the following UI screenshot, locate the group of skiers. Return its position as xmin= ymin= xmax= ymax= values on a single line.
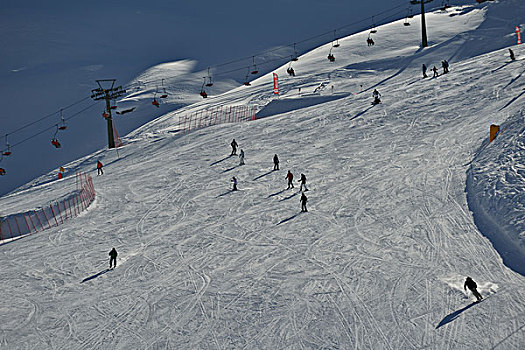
xmin=229 ymin=139 xmax=309 ymax=212
xmin=422 ymin=60 xmax=449 ymax=78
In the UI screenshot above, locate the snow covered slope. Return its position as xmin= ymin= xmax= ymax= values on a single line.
xmin=1 ymin=2 xmax=524 ymax=349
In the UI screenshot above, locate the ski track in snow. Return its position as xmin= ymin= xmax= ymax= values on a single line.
xmin=1 ymin=3 xmax=525 ymax=349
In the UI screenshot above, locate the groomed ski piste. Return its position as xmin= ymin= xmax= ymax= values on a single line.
xmin=1 ymin=1 xmax=525 ymax=349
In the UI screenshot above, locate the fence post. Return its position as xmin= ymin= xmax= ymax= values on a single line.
xmin=14 ymin=216 xmax=22 ymax=236
xmin=50 ymin=205 xmax=59 ymax=227
xmin=23 ymin=214 xmax=32 ymax=234
xmin=33 ymin=210 xmax=44 ymax=231
xmin=56 ymin=202 xmax=64 ymax=224
xmin=6 ymin=218 xmax=13 ymax=238
xmin=41 ymin=208 xmax=52 ymax=229
xmin=27 ymin=213 xmax=37 ymax=233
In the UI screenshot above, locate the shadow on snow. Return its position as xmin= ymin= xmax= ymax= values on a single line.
xmin=435 ymin=302 xmax=477 ymax=329
xmin=277 ymin=212 xmax=302 ymax=225
xmin=210 ymin=155 xmax=232 ymax=166
xmin=81 ymin=268 xmax=112 ymax=283
xmin=253 ymin=170 xmax=275 ymax=181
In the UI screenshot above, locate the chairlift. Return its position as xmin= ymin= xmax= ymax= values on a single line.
xmin=370 ymin=16 xmax=377 ymax=34
xmin=205 ymin=68 xmax=214 ymax=87
xmin=199 ymin=77 xmax=208 ymax=98
xmin=250 ymin=56 xmax=259 ymax=75
xmin=291 ymin=43 xmax=298 ymax=61
xmin=0 ymin=167 xmax=6 ymax=176
xmin=51 ymin=125 xmax=62 ymax=148
xmin=408 ymin=7 xmax=414 ymax=19
xmin=287 ymin=60 xmax=296 ymax=76
xmin=327 ymin=48 xmax=335 ymax=62
xmin=152 ymin=90 xmax=160 ymax=107
xmin=243 ymin=75 xmax=251 ymax=86
xmin=160 ymin=78 xmax=168 ymax=98
xmin=2 ymin=135 xmax=11 ymax=156
xmin=332 ymin=30 xmax=340 ymax=48
xmin=441 ymin=0 xmax=450 ymax=10
xmin=58 ymin=108 xmax=67 ymax=130
xmin=404 ymin=17 xmax=411 ymax=26
xmin=102 ymin=111 xmax=109 ymax=119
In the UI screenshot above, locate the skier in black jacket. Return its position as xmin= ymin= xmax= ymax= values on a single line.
xmin=109 ymin=248 xmax=118 ymax=269
xmin=300 ymin=193 xmax=308 ymax=212
xmin=464 ymin=277 xmax=483 ymax=301
xmin=273 ymin=154 xmax=279 ymax=170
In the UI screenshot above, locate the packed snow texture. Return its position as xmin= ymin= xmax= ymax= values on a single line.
xmin=1 ymin=1 xmax=525 ymax=349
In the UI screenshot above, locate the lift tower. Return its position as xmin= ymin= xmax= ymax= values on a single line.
xmin=91 ymin=80 xmax=126 ymax=149
xmin=411 ymin=0 xmax=433 ymax=48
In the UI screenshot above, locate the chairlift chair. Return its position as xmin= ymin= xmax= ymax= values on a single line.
xmin=404 ymin=17 xmax=411 ymax=26
xmin=251 ymin=56 xmax=259 ymax=75
xmin=160 ymin=78 xmax=168 ymax=98
xmin=0 ymin=167 xmax=6 ymax=175
xmin=51 ymin=125 xmax=62 ymax=148
xmin=2 ymin=135 xmax=11 ymax=156
xmin=370 ymin=16 xmax=377 ymax=34
xmin=333 ymin=30 xmax=340 ymax=48
xmin=102 ymin=111 xmax=109 ymax=119
xmin=205 ymin=68 xmax=214 ymax=87
xmin=58 ymin=109 xmax=67 ymax=130
xmin=291 ymin=43 xmax=298 ymax=61
xmin=327 ymin=48 xmax=335 ymax=62
xmin=199 ymin=77 xmax=208 ymax=98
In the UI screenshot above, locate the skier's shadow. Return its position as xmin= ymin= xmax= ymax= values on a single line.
xmin=491 ymin=61 xmax=513 ymax=73
xmin=81 ymin=268 xmax=111 ymax=283
xmin=268 ymin=189 xmax=286 ymax=198
xmin=435 ymin=302 xmax=477 ymax=329
xmin=277 ymin=213 xmax=300 ymax=225
xmin=349 ymin=105 xmax=374 ymax=121
xmin=210 ymin=155 xmax=232 ymax=166
xmin=217 ymin=190 xmax=234 ymax=198
xmin=253 ymin=170 xmax=274 ymax=181
xmin=222 ymin=165 xmax=238 ymax=173
xmin=279 ymin=192 xmax=298 ymax=201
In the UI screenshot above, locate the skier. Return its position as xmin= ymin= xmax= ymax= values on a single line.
xmin=286 ymin=170 xmax=294 ymax=189
xmin=432 ymin=66 xmax=439 ymax=77
xmin=231 ymin=176 xmax=238 ymax=191
xmin=509 ymin=48 xmax=515 ymax=61
xmin=464 ymin=276 xmax=483 ymax=302
xmin=441 ymin=60 xmax=448 ymax=74
xmin=299 ymin=173 xmax=308 ymax=192
xmin=300 ymin=192 xmax=308 ymax=212
xmin=109 ymin=248 xmax=118 ymax=269
xmin=372 ymin=89 xmax=381 ymax=105
xmin=239 ymin=149 xmax=245 ymax=165
xmin=0 ymin=168 xmax=6 ymax=176
xmin=422 ymin=64 xmax=428 ymax=78
xmin=97 ymin=160 xmax=104 ymax=175
xmin=230 ymin=139 xmax=238 ymax=156
xmin=273 ymin=154 xmax=279 ymax=170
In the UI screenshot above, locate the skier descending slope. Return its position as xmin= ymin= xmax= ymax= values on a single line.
xmin=372 ymin=89 xmax=381 ymax=105
xmin=464 ymin=277 xmax=483 ymax=302
xmin=273 ymin=154 xmax=279 ymax=170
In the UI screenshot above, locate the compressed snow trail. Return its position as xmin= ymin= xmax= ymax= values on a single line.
xmin=1 ymin=4 xmax=525 ymax=349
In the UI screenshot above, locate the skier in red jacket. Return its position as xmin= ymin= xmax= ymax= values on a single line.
xmin=286 ymin=170 xmax=294 ymax=189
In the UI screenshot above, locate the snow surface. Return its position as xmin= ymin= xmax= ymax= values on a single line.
xmin=1 ymin=1 xmax=525 ymax=349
